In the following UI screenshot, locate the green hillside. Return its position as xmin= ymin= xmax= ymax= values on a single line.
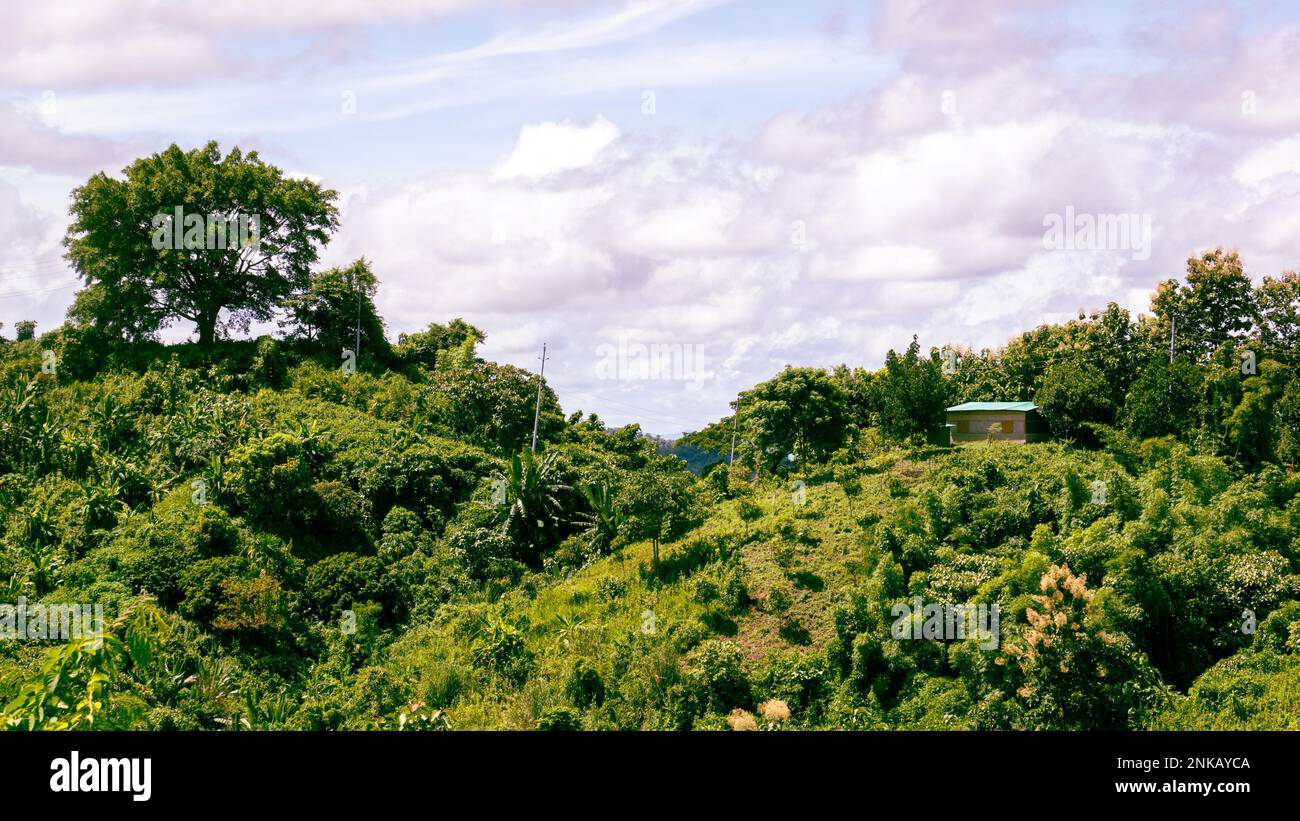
xmin=1 ymin=320 xmax=1297 ymax=731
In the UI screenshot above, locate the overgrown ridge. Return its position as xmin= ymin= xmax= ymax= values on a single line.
xmin=1 ymin=325 xmax=1297 ymax=731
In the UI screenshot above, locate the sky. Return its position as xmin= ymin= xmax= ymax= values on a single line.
xmin=2 ymin=0 xmax=1300 ymax=437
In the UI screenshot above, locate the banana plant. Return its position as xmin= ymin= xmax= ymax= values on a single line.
xmin=577 ymin=480 xmax=623 ymax=553
xmin=21 ymin=506 xmax=61 ymax=596
xmin=3 ymin=574 xmax=25 ymax=601
xmin=551 ymin=612 xmax=587 ymax=652
xmin=78 ymin=478 xmax=126 ymax=531
xmin=238 ymin=689 xmax=295 ymax=730
xmin=1 ymin=598 xmax=170 ymax=730
xmin=499 ymin=448 xmax=569 ymax=567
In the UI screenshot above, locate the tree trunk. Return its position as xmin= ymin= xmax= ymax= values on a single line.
xmin=197 ymin=309 xmax=218 ymax=346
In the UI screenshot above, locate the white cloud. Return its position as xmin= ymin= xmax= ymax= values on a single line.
xmin=1234 ymin=136 xmax=1300 ymax=185
xmin=0 ymin=0 xmax=609 ymax=87
xmin=418 ymin=0 xmax=731 ymax=64
xmin=493 ymin=116 xmax=621 ymax=181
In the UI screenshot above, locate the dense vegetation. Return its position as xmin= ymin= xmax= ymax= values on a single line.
xmin=0 ymin=144 xmax=1296 ymax=731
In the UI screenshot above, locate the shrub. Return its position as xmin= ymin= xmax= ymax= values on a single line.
xmin=307 ymin=480 xmax=374 ymax=554
xmin=767 ymin=585 xmax=791 ymax=613
xmin=250 ymin=336 xmax=289 ymax=390
xmin=758 ymin=699 xmax=791 ymax=724
xmin=690 ymin=639 xmax=751 ymax=712
xmin=178 ymin=556 xmax=251 ymax=627
xmin=564 ymin=658 xmax=605 ymax=708
xmin=187 ymin=505 xmax=240 ymax=558
xmin=594 ymin=576 xmax=626 ymax=603
xmin=470 ymin=615 xmax=533 ymax=685
xmin=1001 ymin=565 xmax=1166 ymax=729
xmin=692 ymin=578 xmax=719 ymax=604
xmin=536 ymin=706 xmax=581 ymax=731
xmin=726 ymin=708 xmax=757 ymax=731
xmin=721 ymin=565 xmax=749 ymax=612
xmin=345 ymin=667 xmax=409 ymax=727
xmin=759 ymin=652 xmax=829 ymax=722
xmin=379 ymin=506 xmax=432 ymax=560
xmin=210 ymin=575 xmax=289 ymax=638
xmin=447 ymin=526 xmax=521 ymax=583
xmin=224 ymin=433 xmax=314 ymax=526
xmin=302 ymin=552 xmax=398 ymax=623
xmin=1254 ymin=602 xmax=1300 ymax=654
xmin=690 ymin=712 xmax=730 ymax=731
xmin=365 ymin=441 xmax=494 ymax=526
xmin=547 ymin=534 xmax=594 ymax=573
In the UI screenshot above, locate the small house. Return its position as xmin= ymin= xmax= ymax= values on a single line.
xmin=945 ymin=402 xmax=1048 ymax=444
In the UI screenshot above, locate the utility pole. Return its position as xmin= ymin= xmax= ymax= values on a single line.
xmin=530 ymin=343 xmax=548 ymax=453
xmin=728 ymin=399 xmax=740 ymax=465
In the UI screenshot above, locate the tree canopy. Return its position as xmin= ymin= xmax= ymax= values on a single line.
xmin=281 ymin=258 xmax=391 ymax=364
xmin=64 ymin=142 xmax=339 ymax=345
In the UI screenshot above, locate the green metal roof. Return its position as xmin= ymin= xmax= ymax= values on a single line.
xmin=946 ymin=402 xmax=1037 ymax=412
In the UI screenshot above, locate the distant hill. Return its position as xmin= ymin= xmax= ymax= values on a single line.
xmin=646 ymin=433 xmax=724 ymax=475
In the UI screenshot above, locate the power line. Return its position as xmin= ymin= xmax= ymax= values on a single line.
xmin=562 ymin=388 xmax=698 ymax=425
xmin=0 ymin=279 xmax=80 ymax=301
xmin=0 ymin=257 xmax=73 ymax=272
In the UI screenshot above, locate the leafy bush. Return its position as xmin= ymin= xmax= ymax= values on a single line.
xmin=564 ymin=658 xmax=605 ymax=708
xmin=302 ymin=553 xmax=398 ymax=623
xmin=689 ymin=639 xmax=751 ymax=713
xmin=224 ymin=433 xmax=315 ymax=526
xmin=470 ymin=615 xmax=533 ymax=685
xmin=536 ymin=706 xmax=581 ymax=731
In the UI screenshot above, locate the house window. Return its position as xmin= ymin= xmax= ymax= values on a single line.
xmin=956 ymin=420 xmax=969 ymax=434
xmin=1002 ymin=419 xmax=1016 ymax=434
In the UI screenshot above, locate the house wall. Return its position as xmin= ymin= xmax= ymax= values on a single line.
xmin=948 ymin=411 xmax=1028 ymax=443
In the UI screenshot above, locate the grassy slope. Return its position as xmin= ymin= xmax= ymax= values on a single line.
xmin=380 ymin=438 xmax=1300 ymax=730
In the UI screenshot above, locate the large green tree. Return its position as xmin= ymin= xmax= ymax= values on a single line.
xmin=427 ymin=360 xmax=563 ymax=454
xmin=873 ymin=337 xmax=950 ymax=442
xmin=619 ymin=455 xmax=698 ymax=568
xmin=281 ymin=258 xmax=390 ymax=362
xmin=395 ymin=319 xmax=486 ymax=371
xmin=1035 ymin=361 xmax=1115 ymax=444
xmin=64 ymin=142 xmax=339 ymax=345
xmin=1254 ymin=270 xmax=1300 ymax=351
xmin=1223 ymin=358 xmax=1292 ymax=468
xmin=1151 ymin=248 xmax=1256 ymax=360
xmin=741 ymin=366 xmax=850 ymax=472
xmin=1121 ymin=357 xmax=1204 ymax=439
